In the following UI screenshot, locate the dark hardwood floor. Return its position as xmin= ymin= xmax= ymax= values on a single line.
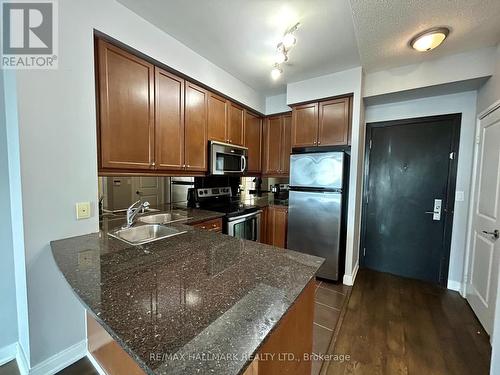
xmin=324 ymin=269 xmax=491 ymax=375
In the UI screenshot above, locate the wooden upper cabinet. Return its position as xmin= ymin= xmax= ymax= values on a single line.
xmin=228 ymin=103 xmax=245 ymax=146
xmin=207 ymin=92 xmax=228 ymax=143
xmin=184 ymin=82 xmax=208 ymax=171
xmin=264 ymin=116 xmax=282 ymax=174
xmin=244 ymin=111 xmax=262 ymax=174
xmin=318 ymin=97 xmax=350 ymax=146
xmin=281 ymin=114 xmax=292 ymax=175
xmin=291 ymin=103 xmax=318 ymax=148
xmin=154 ymin=67 xmax=184 ymax=170
xmin=97 ymin=39 xmax=154 ymax=170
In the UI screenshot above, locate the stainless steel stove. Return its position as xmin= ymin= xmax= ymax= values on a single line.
xmin=191 ymin=187 xmax=261 ymax=241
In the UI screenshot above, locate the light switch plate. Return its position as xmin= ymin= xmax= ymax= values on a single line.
xmin=456 ymin=191 xmax=465 ymax=202
xmin=76 ymin=202 xmax=91 ymax=220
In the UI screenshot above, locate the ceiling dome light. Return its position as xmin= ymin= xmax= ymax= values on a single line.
xmin=410 ymin=27 xmax=449 ymax=52
xmin=271 ymin=64 xmax=282 ymax=80
xmin=282 ymin=33 xmax=296 ymax=49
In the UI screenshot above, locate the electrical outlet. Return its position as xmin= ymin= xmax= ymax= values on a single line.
xmin=76 ymin=202 xmax=91 ymax=220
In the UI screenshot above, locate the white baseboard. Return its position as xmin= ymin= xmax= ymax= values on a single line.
xmin=16 ymin=343 xmax=30 ymax=375
xmin=447 ymin=280 xmax=464 ymax=294
xmin=343 ymin=262 xmax=359 ymax=286
xmin=87 ymin=352 xmax=106 ymax=375
xmin=28 ymin=340 xmax=86 ymax=375
xmin=0 ymin=342 xmax=17 ymax=366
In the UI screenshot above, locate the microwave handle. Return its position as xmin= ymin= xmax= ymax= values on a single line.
xmin=241 ymin=155 xmax=247 ymax=172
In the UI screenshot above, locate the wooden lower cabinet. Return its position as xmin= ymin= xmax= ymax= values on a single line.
xmin=254 ymin=280 xmax=315 ymax=375
xmin=191 ymin=217 xmax=223 ymax=233
xmin=265 ymin=206 xmax=288 ymax=248
xmin=87 ymin=312 xmax=145 ymax=375
xmin=87 ymin=281 xmax=314 ymax=375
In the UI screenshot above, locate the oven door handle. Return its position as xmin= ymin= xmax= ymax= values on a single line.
xmin=241 ymin=155 xmax=247 ymax=172
xmin=226 ymin=210 xmax=262 ymax=222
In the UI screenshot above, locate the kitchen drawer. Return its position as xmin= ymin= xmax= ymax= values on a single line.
xmin=192 ymin=218 xmax=223 ymax=233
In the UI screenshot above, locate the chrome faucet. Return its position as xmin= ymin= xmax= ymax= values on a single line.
xmin=124 ymin=200 xmax=150 ymax=228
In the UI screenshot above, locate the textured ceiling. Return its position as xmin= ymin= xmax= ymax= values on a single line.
xmin=349 ymin=0 xmax=500 ymax=72
xmin=116 ymin=0 xmax=361 ymax=95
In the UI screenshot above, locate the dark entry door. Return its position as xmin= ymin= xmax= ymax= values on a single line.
xmin=362 ymin=114 xmax=461 ymax=285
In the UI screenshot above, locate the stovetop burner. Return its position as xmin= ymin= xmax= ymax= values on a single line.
xmin=192 ymin=186 xmax=259 ymax=218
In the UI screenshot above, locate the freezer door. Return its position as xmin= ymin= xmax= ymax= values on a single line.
xmin=287 ymin=190 xmax=342 ymax=280
xmin=290 ymin=152 xmax=344 ymax=189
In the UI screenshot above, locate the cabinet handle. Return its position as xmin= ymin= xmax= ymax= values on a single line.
xmin=212 ymin=223 xmax=217 ymax=228
xmin=318 ymin=140 xmax=321 ymax=145
xmin=186 ymin=164 xmax=190 ymax=168
xmin=151 ymin=161 xmax=156 ymax=167
xmin=201 ymin=226 xmax=206 ymax=230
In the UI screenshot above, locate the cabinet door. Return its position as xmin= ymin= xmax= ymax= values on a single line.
xmin=207 ymin=92 xmax=227 ymax=143
xmin=185 ymin=82 xmax=208 ymax=172
xmin=281 ymin=113 xmax=292 ymax=175
xmin=98 ymin=40 xmax=154 ymax=170
xmin=264 ymin=116 xmax=282 ymax=174
xmin=228 ymin=102 xmax=245 ymax=146
xmin=260 ymin=206 xmax=268 ymax=244
xmin=268 ymin=206 xmax=288 ymax=248
xmin=318 ymin=97 xmax=350 ymax=146
xmin=244 ymin=111 xmax=262 ymax=174
xmin=154 ymin=68 xmax=184 ymax=170
xmin=291 ymin=103 xmax=318 ymax=148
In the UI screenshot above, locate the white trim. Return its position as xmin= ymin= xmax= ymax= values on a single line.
xmin=28 ymin=340 xmax=86 ymax=375
xmin=16 ymin=343 xmax=29 ymax=375
xmin=86 ymin=353 xmax=106 ymax=375
xmin=447 ymin=280 xmax=464 ymax=294
xmin=343 ymin=261 xmax=359 ymax=286
xmin=0 ymin=342 xmax=17 ymax=366
xmin=478 ymin=98 xmax=500 ymax=120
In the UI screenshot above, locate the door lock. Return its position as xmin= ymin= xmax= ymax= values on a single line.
xmin=482 ymin=230 xmax=499 ymax=240
xmin=425 ymin=199 xmax=442 ymax=221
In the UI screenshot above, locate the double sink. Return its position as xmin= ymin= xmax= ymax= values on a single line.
xmin=108 ymin=211 xmax=191 ymax=246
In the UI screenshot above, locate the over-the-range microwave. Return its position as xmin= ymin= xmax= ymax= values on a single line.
xmin=210 ymin=141 xmax=248 ymax=175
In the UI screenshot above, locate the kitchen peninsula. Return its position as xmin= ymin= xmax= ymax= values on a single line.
xmin=51 ymin=207 xmax=323 ymax=375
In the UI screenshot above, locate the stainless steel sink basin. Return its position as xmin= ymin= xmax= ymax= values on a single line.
xmin=108 ymin=224 xmax=186 ymax=245
xmin=138 ymin=211 xmax=191 ymax=224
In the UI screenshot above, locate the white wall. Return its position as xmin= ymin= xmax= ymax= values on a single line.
xmin=286 ymin=67 xmax=365 ymax=285
xmin=477 ymin=44 xmax=500 ymax=114
xmin=0 ymin=66 xmax=18 ymax=360
xmin=364 ymin=47 xmax=496 ymax=99
xmin=365 ymin=91 xmax=478 ymax=289
xmin=12 ymin=0 xmax=265 ymax=369
xmin=265 ymin=94 xmax=290 ymax=115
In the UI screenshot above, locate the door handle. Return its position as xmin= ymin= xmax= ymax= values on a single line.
xmin=483 ymin=230 xmax=499 ymax=240
xmin=425 ymin=199 xmax=442 ymax=221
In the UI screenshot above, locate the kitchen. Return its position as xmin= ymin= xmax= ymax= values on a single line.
xmin=1 ymin=1 xmax=500 ymax=375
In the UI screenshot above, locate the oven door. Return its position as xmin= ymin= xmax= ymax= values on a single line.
xmin=227 ymin=211 xmax=261 ymax=241
xmin=210 ymin=141 xmax=248 ymax=175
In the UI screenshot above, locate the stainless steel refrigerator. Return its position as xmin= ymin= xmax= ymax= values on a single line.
xmin=287 ymin=152 xmax=349 ymax=281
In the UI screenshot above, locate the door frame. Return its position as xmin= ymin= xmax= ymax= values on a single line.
xmin=359 ymin=113 xmax=462 ymax=287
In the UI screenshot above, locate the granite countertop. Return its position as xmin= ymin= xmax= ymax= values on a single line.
xmin=51 ymin=209 xmax=322 ymax=375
